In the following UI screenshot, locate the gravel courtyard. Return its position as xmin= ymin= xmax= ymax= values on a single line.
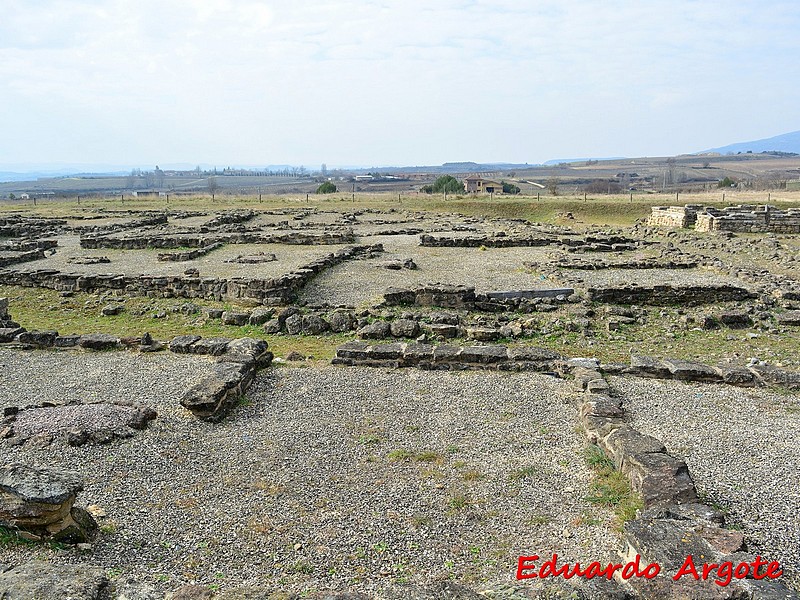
xmin=0 ymin=351 xmax=621 ymax=595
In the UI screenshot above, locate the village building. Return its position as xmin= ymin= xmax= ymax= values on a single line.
xmin=464 ymin=176 xmax=503 ymax=194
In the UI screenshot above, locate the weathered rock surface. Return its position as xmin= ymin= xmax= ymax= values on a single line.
xmin=0 ymin=561 xmax=111 ymax=600
xmin=0 ymin=463 xmax=96 ymax=543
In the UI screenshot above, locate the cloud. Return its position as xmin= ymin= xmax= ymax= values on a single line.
xmin=1 ymin=0 xmax=799 ymax=165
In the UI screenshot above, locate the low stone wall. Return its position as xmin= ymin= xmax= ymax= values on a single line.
xmin=0 ymin=244 xmax=382 ymax=304
xmin=384 ymin=284 xmax=574 ymax=312
xmin=696 ymin=204 xmax=800 ymax=233
xmin=538 ymin=256 xmax=697 ymax=270
xmin=617 ymin=354 xmax=800 ymax=390
xmin=419 ymin=234 xmax=556 ymax=248
xmin=179 ymin=338 xmax=273 ymax=422
xmin=0 ymin=216 xmax=66 ymax=238
xmin=157 ymin=242 xmax=223 ymax=262
xmin=419 ymin=233 xmax=642 ymax=252
xmin=332 ymin=341 xmax=562 ymax=371
xmin=203 ymin=210 xmax=255 ymax=228
xmin=572 ymin=366 xmax=793 ymax=598
xmin=330 ymin=344 xmax=799 ymax=598
xmin=646 ymin=205 xmax=703 ymax=228
xmin=80 ymin=229 xmax=355 ymax=249
xmin=587 ymin=283 xmax=754 ymax=306
xmin=649 ymin=204 xmax=800 ymax=234
xmin=0 ymin=248 xmax=47 ymax=267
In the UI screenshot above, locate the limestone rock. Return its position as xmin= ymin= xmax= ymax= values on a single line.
xmin=223 ymin=337 xmax=272 ymax=368
xmin=357 ymin=321 xmax=391 ymax=340
xmin=0 ymin=561 xmax=110 ymax=600
xmin=248 ymin=307 xmax=274 ymax=326
xmin=263 ymin=319 xmax=281 ymax=334
xmin=78 ymin=333 xmax=121 ymax=351
xmin=302 ymin=314 xmax=329 ymax=335
xmin=16 ymin=330 xmax=58 ymax=348
xmin=100 ymin=304 xmax=124 ymax=316
xmin=180 ymin=362 xmax=250 ymax=422
xmin=222 ymin=311 xmax=250 ymax=326
xmin=169 ymin=335 xmax=201 ymax=353
xmin=284 ymin=313 xmax=303 ymax=334
xmin=390 ymin=318 xmax=420 ymax=338
xmin=0 ymin=463 xmax=96 ymax=543
xmin=329 ymin=310 xmax=356 ymax=333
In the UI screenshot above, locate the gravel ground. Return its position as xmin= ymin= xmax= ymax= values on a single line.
xmin=33 ymin=236 xmax=349 ymax=279
xmin=0 ymin=357 xmax=621 ymax=595
xmin=301 ymin=235 xmax=563 ymax=306
xmin=0 ymin=348 xmax=215 ymax=409
xmin=611 ymin=376 xmax=800 ymax=591
xmin=556 ymin=266 xmax=746 ymax=288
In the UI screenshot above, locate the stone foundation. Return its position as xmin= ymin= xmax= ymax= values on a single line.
xmin=0 ymin=244 xmax=382 ymax=304
xmin=587 ymin=283 xmax=754 ymax=306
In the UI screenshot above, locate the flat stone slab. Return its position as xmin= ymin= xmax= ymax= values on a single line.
xmin=0 ymin=463 xmax=83 ymax=506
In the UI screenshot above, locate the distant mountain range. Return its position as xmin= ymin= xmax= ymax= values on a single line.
xmin=704 ymin=130 xmax=800 ymax=155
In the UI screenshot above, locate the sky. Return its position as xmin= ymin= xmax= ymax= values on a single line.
xmin=1 ymin=0 xmax=799 ymax=170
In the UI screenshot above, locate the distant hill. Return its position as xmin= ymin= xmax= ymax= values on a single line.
xmin=704 ymin=130 xmax=800 ymax=155
xmin=542 ymin=157 xmax=627 ymax=165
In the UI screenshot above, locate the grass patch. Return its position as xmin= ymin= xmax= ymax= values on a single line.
xmin=0 ymin=285 xmax=347 ymax=362
xmin=387 ymin=449 xmax=443 ymax=463
xmin=509 ymin=465 xmax=539 ymax=481
xmin=583 ymin=445 xmax=643 ymax=527
xmin=0 ymin=526 xmax=34 ymax=548
xmin=447 ymin=493 xmax=471 ymax=512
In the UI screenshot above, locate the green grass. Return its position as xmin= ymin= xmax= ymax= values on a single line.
xmin=583 ymin=445 xmax=643 ymax=527
xmin=0 ymin=525 xmax=34 ymax=548
xmin=387 ymin=449 xmax=443 ymax=463
xmin=509 ymin=465 xmax=539 ymax=480
xmin=0 ymin=285 xmax=347 ymax=361
xmin=7 ymin=190 xmax=800 ymax=228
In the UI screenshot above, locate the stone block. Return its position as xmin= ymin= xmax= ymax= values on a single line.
xmin=403 ymin=343 xmax=435 ymax=364
xmin=629 ymin=355 xmax=671 ymax=378
xmin=189 ymin=337 xmax=231 ymax=356
xmin=368 ymin=343 xmax=405 ymax=361
xmin=16 ymin=330 xmax=58 ymax=348
xmin=0 ymin=327 xmax=25 ymax=343
xmin=169 ymin=334 xmax=201 ymax=353
xmin=458 ymin=345 xmax=508 ymax=364
xmin=357 ymin=321 xmax=390 ymax=340
xmin=662 ymin=358 xmax=722 ymax=382
xmin=78 ymin=333 xmax=121 ymax=351
xmin=390 ymin=319 xmax=420 ymax=338
xmin=600 ymin=426 xmax=666 ymax=470
xmin=221 ymin=311 xmax=250 ymax=326
xmin=335 ymin=341 xmax=371 ymax=360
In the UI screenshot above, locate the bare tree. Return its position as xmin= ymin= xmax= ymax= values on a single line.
xmin=546 ymin=176 xmax=559 ymax=196
xmin=207 ymin=176 xmax=220 ymax=198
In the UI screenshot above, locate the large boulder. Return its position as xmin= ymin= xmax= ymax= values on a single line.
xmin=0 ymin=463 xmax=97 ymax=543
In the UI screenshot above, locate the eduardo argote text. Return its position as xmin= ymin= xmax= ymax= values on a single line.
xmin=517 ymin=553 xmax=783 ymax=587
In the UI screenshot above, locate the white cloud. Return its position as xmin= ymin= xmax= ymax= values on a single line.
xmin=1 ymin=0 xmax=799 ymax=165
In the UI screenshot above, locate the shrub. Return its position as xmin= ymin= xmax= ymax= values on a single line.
xmin=422 ymin=175 xmax=464 ymax=194
xmin=316 ymin=181 xmax=337 ymax=194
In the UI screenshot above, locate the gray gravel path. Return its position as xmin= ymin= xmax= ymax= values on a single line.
xmin=1 ymin=359 xmax=621 ymax=595
xmin=612 ymin=376 xmax=800 ymax=591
